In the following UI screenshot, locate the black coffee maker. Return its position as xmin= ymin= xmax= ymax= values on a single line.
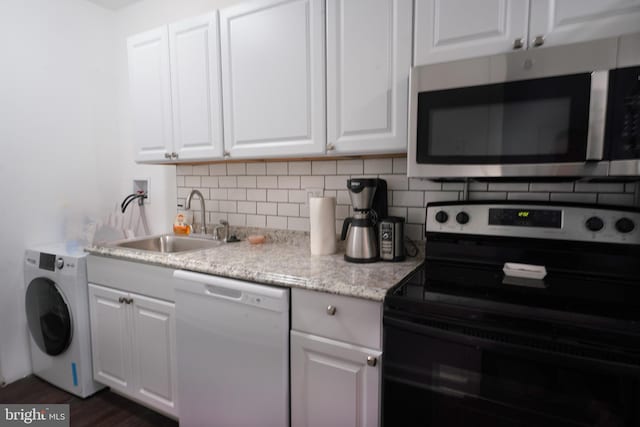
xmin=340 ymin=178 xmax=388 ymax=263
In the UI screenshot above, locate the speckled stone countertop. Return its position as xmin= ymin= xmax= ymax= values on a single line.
xmin=86 ymin=229 xmax=424 ymax=302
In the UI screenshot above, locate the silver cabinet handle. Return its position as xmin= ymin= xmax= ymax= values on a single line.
xmin=367 ymin=356 xmax=377 ymax=367
xmin=533 ymin=35 xmax=545 ymax=47
xmin=326 ymin=305 xmax=337 ymax=316
xmin=224 ymin=150 xmax=231 ymax=157
xmin=513 ymin=38 xmax=523 ymax=50
xmin=326 ymin=143 xmax=335 ymax=151
xmin=164 ymin=152 xmax=172 ymax=159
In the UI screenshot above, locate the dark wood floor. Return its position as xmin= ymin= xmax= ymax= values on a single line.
xmin=0 ymin=375 xmax=177 ymax=427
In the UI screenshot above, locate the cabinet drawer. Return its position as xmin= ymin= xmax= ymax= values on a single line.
xmin=292 ymin=288 xmax=381 ymax=350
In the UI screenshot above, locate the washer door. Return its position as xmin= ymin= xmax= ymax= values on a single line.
xmin=25 ymin=278 xmax=72 ymax=356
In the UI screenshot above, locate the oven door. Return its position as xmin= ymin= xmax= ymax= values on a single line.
xmin=383 ymin=312 xmax=640 ymax=427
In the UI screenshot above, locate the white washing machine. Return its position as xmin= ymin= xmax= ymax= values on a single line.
xmin=24 ymin=244 xmax=105 ymax=398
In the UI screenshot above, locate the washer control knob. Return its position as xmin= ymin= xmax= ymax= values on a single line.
xmin=585 ymin=216 xmax=604 ymax=232
xmin=435 ymin=211 xmax=449 ymax=223
xmin=456 ymin=212 xmax=470 ymax=225
xmin=615 ymin=217 xmax=635 ymax=234
xmin=56 ymin=257 xmax=64 ymax=270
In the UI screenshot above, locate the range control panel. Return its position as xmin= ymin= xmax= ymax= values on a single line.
xmin=427 ymin=203 xmax=640 ymax=245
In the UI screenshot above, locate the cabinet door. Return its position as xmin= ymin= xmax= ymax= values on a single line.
xmin=130 ymin=293 xmax=178 ymax=417
xmin=169 ymin=13 xmax=224 ymax=161
xmin=220 ymin=0 xmax=326 ymax=158
xmin=529 ymin=0 xmax=640 ymax=49
xmin=414 ymin=0 xmax=530 ymax=65
xmin=291 ymin=331 xmax=381 ymax=427
xmin=327 ymin=0 xmax=412 ymax=154
xmin=127 ymin=27 xmax=173 ymax=162
xmin=88 ymin=284 xmax=131 ymax=392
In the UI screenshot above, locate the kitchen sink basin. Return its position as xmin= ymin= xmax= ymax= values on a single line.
xmin=112 ymin=234 xmax=221 ymax=253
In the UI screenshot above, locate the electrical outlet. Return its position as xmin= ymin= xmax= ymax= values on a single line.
xmin=133 ymin=178 xmax=149 ymax=203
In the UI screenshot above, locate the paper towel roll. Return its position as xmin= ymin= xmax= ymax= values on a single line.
xmin=310 ymin=197 xmax=337 ymax=255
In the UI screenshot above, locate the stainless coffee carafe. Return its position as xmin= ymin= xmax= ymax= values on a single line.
xmin=340 ymin=178 xmax=387 ymax=263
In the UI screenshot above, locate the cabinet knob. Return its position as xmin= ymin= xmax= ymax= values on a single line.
xmin=367 ymin=356 xmax=377 ymax=367
xmin=127 ymin=298 xmax=133 ymax=304
xmin=326 ymin=143 xmax=335 ymax=151
xmin=171 ymin=152 xmax=178 ymax=159
xmin=512 ymin=38 xmax=523 ymax=50
xmin=326 ymin=305 xmax=337 ymax=316
xmin=224 ymin=150 xmax=231 ymax=158
xmin=164 ymin=153 xmax=172 ymax=159
xmin=118 ymin=297 xmax=125 ymax=304
xmin=533 ymin=35 xmax=545 ymax=47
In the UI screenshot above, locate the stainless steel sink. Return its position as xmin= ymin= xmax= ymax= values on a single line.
xmin=112 ymin=234 xmax=221 ymax=253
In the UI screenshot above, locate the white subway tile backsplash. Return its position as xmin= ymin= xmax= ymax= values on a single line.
xmin=409 ymin=178 xmax=441 ymax=191
xmin=237 ymin=201 xmax=257 ymax=214
xmin=227 ymin=163 xmax=246 ymax=175
xmin=289 ymin=161 xmax=311 ymax=175
xmin=228 ymin=213 xmax=246 ymax=226
xmin=574 ymin=182 xmax=625 ymax=193
xmin=507 ymin=192 xmax=549 ymax=201
xmin=301 ymin=176 xmax=324 ymax=190
xmin=192 ymin=165 xmax=210 ymax=176
xmin=177 ymin=157 xmax=637 ymax=240
xmin=257 ymin=176 xmax=279 ymax=188
xmin=288 ymin=190 xmax=307 ymax=204
xmin=219 ymin=176 xmax=237 ymax=188
xmin=267 ymin=162 xmax=288 ymax=175
xmin=227 ymin=188 xmax=247 ymax=201
xmin=337 ymin=160 xmax=363 ymax=175
xmin=325 ymin=175 xmax=350 ymax=190
xmin=209 ymin=164 xmax=227 ymax=176
xmin=312 ymin=160 xmax=337 ymax=175
xmin=393 ymin=191 xmax=424 ymax=207
xmin=246 ymin=215 xmax=266 ymax=228
xmin=219 ymin=200 xmax=237 ymax=213
xmin=550 ymin=192 xmax=597 ymax=203
xmin=364 ymin=158 xmax=392 ymax=174
xmin=529 ymin=182 xmax=574 ymax=192
xmin=278 ymin=176 xmax=300 ymax=189
xmin=393 ymin=158 xmax=407 ymax=174
xmin=247 ymin=189 xmax=267 ymax=202
xmin=237 ymin=176 xmax=257 ymax=188
xmin=267 ymin=189 xmax=288 ymax=202
xmin=202 ymin=176 xmax=219 ymax=188
xmin=488 ymin=182 xmax=529 ymax=192
xmin=278 ymin=203 xmax=299 ymax=217
xmin=257 ymin=202 xmax=278 ymax=215
xmin=185 ymin=176 xmax=200 ymax=187
xmin=267 ymin=216 xmax=287 ymax=229
xmin=288 ymin=217 xmax=310 ymax=231
xmin=597 ymin=193 xmax=635 ymax=206
xmin=246 ymin=163 xmax=266 ymax=175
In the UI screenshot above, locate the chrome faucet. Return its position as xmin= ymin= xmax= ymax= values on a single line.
xmin=185 ymin=189 xmax=207 ymax=235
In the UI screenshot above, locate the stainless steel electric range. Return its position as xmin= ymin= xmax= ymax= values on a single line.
xmin=383 ymin=201 xmax=640 ymax=427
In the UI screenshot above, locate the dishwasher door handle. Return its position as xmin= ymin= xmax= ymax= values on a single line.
xmin=205 ymin=284 xmax=242 ymax=300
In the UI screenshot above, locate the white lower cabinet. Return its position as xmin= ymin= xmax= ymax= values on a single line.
xmin=291 ymin=288 xmax=383 ymax=427
xmin=291 ymin=331 xmax=382 ymax=427
xmin=88 ymin=283 xmax=178 ymax=418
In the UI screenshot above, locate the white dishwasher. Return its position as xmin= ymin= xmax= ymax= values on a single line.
xmin=173 ymin=270 xmax=289 ymax=427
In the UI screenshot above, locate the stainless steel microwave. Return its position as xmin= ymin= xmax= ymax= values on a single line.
xmin=408 ymin=35 xmax=640 ymax=178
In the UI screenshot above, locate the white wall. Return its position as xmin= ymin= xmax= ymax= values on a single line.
xmin=0 ymin=0 xmax=119 ymax=383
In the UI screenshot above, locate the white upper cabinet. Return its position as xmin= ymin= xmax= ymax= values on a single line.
xmin=326 ymin=0 xmax=412 ymax=155
xmin=529 ymin=0 xmax=640 ymax=49
xmin=219 ymin=0 xmax=326 ymax=158
xmin=127 ymin=27 xmax=173 ymax=162
xmin=414 ymin=0 xmax=530 ymax=65
xmin=169 ymin=12 xmax=224 ymax=160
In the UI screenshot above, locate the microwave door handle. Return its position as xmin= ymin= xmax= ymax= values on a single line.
xmin=585 ymin=70 xmax=609 ymax=161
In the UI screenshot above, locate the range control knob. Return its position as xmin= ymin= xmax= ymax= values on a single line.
xmin=435 ymin=211 xmax=449 ymax=223
xmin=56 ymin=257 xmax=65 ymax=270
xmin=615 ymin=217 xmax=635 ymax=234
xmin=456 ymin=212 xmax=470 ymax=225
xmin=585 ymin=216 xmax=604 ymax=232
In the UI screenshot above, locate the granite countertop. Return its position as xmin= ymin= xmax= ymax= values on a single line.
xmin=86 ymin=229 xmax=424 ymax=302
